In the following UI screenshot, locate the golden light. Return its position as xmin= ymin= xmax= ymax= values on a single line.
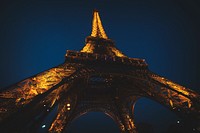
xmin=169 ymin=100 xmax=173 ymax=107
xmin=81 ymin=43 xmax=94 ymax=53
xmin=91 ymin=11 xmax=108 ymax=39
xmin=67 ymin=107 xmax=70 ymax=111
xmin=110 ymin=47 xmax=126 ymax=57
xmin=67 ymin=104 xmax=70 ymax=107
xmin=0 ymin=66 xmax=76 ymax=106
xmin=152 ymin=76 xmax=190 ymax=96
xmin=151 ymin=75 xmax=194 ymax=108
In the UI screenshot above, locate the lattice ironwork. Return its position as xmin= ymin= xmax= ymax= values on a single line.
xmin=0 ymin=10 xmax=200 ymax=133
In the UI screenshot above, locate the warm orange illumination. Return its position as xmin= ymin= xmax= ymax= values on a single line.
xmin=152 ymin=76 xmax=190 ymax=96
xmin=0 ymin=66 xmax=76 ymax=106
xmin=151 ymin=74 xmax=195 ymax=108
xmin=81 ymin=43 xmax=94 ymax=53
xmin=49 ymin=104 xmax=68 ymax=132
xmin=169 ymin=100 xmax=173 ymax=107
xmin=110 ymin=47 xmax=126 ymax=57
xmin=1 ymin=9 xmax=200 ymax=133
xmin=91 ymin=11 xmax=108 ymax=39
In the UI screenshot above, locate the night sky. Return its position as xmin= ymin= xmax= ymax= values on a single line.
xmin=0 ymin=0 xmax=200 ymax=133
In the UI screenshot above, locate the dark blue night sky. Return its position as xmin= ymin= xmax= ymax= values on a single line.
xmin=0 ymin=0 xmax=200 ymax=133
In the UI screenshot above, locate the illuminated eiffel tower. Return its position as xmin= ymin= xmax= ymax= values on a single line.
xmin=0 ymin=10 xmax=200 ymax=133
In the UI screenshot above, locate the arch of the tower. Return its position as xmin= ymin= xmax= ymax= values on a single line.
xmin=61 ymin=107 xmax=125 ymax=133
xmin=133 ymin=97 xmax=181 ymax=133
xmin=37 ymin=70 xmax=200 ymax=133
xmin=115 ymin=71 xmax=200 ymax=131
xmin=65 ymin=112 xmax=120 ymax=133
xmin=108 ymin=73 xmax=199 ymax=115
xmin=74 ymin=70 xmax=200 ymax=132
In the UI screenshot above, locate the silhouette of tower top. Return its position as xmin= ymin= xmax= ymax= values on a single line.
xmin=91 ymin=10 xmax=108 ymax=39
xmin=81 ymin=11 xmax=126 ymax=57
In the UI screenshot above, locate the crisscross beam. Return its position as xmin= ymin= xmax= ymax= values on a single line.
xmin=91 ymin=10 xmax=108 ymax=39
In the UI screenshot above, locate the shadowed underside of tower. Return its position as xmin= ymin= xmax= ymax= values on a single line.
xmin=0 ymin=10 xmax=200 ymax=133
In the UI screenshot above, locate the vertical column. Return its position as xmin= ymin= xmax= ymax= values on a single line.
xmin=120 ymin=106 xmax=137 ymax=133
xmin=48 ymin=94 xmax=77 ymax=133
xmin=115 ymin=99 xmax=137 ymax=133
xmin=97 ymin=106 xmax=125 ymax=133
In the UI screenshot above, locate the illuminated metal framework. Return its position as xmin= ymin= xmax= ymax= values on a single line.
xmin=0 ymin=10 xmax=200 ymax=133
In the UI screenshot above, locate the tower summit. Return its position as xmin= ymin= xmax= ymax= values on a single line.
xmin=0 ymin=10 xmax=200 ymax=133
xmin=90 ymin=10 xmax=108 ymax=39
xmin=81 ymin=10 xmax=126 ymax=57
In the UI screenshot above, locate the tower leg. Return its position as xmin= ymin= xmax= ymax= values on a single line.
xmin=48 ymin=93 xmax=77 ymax=133
xmin=119 ymin=108 xmax=137 ymax=133
xmin=114 ymin=99 xmax=137 ymax=133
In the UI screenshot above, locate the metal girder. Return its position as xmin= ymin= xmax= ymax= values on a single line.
xmin=1 ymin=10 xmax=200 ymax=133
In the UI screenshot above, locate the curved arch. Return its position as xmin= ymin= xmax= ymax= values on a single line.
xmin=65 ymin=108 xmax=122 ymax=133
xmin=113 ymin=72 xmax=200 ymax=120
xmin=133 ymin=97 xmax=179 ymax=133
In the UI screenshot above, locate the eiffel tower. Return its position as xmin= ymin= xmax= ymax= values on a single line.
xmin=0 ymin=10 xmax=200 ymax=133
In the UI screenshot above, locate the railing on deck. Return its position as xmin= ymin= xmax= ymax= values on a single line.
xmin=65 ymin=50 xmax=148 ymax=67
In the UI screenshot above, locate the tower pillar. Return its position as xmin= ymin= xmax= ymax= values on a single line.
xmin=115 ymin=98 xmax=137 ymax=133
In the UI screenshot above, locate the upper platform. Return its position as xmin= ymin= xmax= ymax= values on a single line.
xmin=65 ymin=10 xmax=148 ymax=68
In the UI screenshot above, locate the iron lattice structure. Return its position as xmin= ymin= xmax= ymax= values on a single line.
xmin=0 ymin=11 xmax=200 ymax=133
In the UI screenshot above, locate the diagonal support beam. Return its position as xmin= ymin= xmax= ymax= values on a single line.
xmin=91 ymin=10 xmax=108 ymax=39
